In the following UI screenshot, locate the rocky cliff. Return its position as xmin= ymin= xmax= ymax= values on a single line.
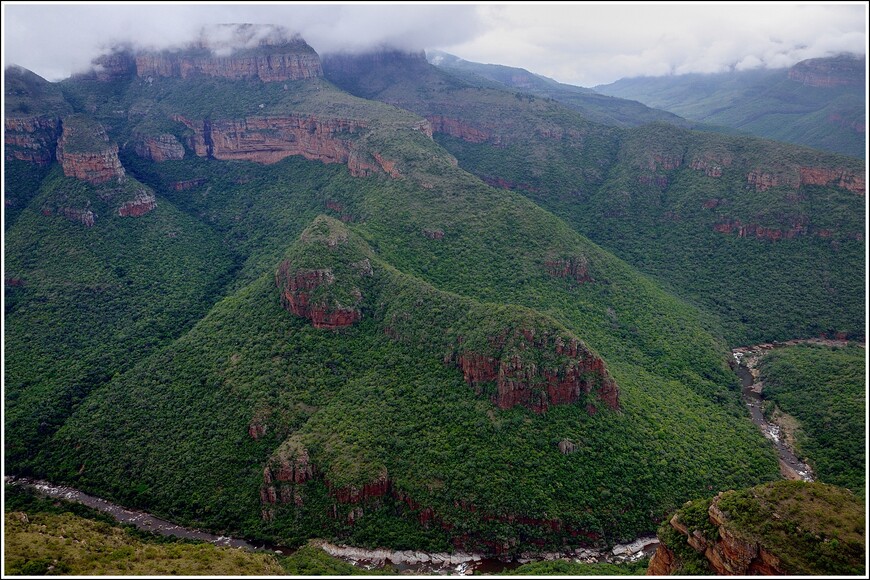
xmin=133 ymin=133 xmax=185 ymax=162
xmin=647 ymin=481 xmax=865 ymax=576
xmin=172 ymin=114 xmax=400 ymax=177
xmin=55 ymin=116 xmax=125 ymax=185
xmin=134 ymin=32 xmax=322 ymax=82
xmin=4 ymin=66 xmax=71 ymax=164
xmin=275 ymin=264 xmax=363 ymax=329
xmin=454 ymin=330 xmax=619 ymax=414
xmin=788 ymin=55 xmax=865 ymax=88
xmin=5 ymin=116 xmax=63 ymax=164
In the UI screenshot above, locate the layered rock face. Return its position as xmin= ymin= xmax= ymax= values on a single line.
xmin=746 ymin=166 xmax=864 ymax=195
xmin=118 ymin=191 xmax=157 ymax=217
xmin=133 ymin=133 xmax=185 ymax=162
xmin=135 ymin=35 xmax=323 ymax=82
xmin=275 ymin=264 xmax=362 ymax=330
xmin=648 ymin=494 xmax=786 ymax=575
xmin=788 ymin=55 xmax=865 ymax=88
xmin=4 ymin=116 xmax=62 ymax=164
xmin=90 ymin=52 xmax=136 ymax=81
xmin=173 ymin=114 xmax=400 ymax=177
xmin=544 ymin=256 xmax=592 ymax=284
xmin=427 ymin=115 xmax=491 ymax=143
xmin=454 ymin=330 xmax=619 ymax=414
xmin=56 ymin=119 xmax=125 ymax=185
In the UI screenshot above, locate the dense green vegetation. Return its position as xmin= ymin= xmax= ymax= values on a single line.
xmin=758 ymin=345 xmax=866 ymax=493
xmin=665 ymin=481 xmax=866 ymax=575
xmin=426 ymin=49 xmax=691 ymax=128
xmin=3 ymin=486 xmax=286 ymax=576
xmin=5 ymin=38 xmax=862 ymax=561
xmin=323 ymin=52 xmax=864 ymax=346
xmin=4 ymin=166 xmax=236 ymax=471
xmin=596 ymin=56 xmax=866 ymax=158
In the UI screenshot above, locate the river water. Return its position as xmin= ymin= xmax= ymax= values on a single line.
xmin=732 ymin=345 xmax=815 ymax=482
xmin=5 ymin=476 xmax=657 ymax=575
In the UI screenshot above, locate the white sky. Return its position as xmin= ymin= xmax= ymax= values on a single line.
xmin=2 ymin=2 xmax=867 ymax=87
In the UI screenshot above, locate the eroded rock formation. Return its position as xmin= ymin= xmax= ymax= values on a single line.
xmin=56 ymin=119 xmax=125 ymax=185
xmin=4 ymin=116 xmax=62 ymax=164
xmin=275 ymin=264 xmax=362 ymax=329
xmin=133 ymin=133 xmax=185 ymax=162
xmin=118 ymin=191 xmax=157 ymax=217
xmin=453 ymin=330 xmax=619 ymax=414
xmin=647 ymin=493 xmax=787 ymax=575
xmin=173 ymin=114 xmax=401 ymax=177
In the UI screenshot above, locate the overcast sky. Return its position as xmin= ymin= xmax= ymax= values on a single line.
xmin=2 ymin=2 xmax=867 ymax=87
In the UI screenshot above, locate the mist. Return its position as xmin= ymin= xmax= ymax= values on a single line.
xmin=2 ymin=3 xmax=865 ymax=87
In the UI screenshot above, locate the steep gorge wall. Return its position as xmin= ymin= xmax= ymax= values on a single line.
xmin=172 ymin=114 xmax=401 ymax=177
xmin=135 ymin=51 xmax=323 ymax=82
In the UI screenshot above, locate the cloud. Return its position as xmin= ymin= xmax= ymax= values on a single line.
xmin=2 ymin=3 xmax=483 ymax=81
xmin=439 ymin=3 xmax=867 ymax=87
xmin=1 ymin=2 xmax=866 ymax=86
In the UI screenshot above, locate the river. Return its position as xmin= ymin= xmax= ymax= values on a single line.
xmin=729 ymin=338 xmax=852 ymax=482
xmin=4 ymin=476 xmax=657 ymax=575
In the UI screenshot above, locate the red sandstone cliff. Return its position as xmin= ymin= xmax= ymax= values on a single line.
xmin=118 ymin=191 xmax=157 ymax=217
xmin=172 ymin=114 xmax=402 ymax=177
xmin=133 ymin=133 xmax=185 ymax=162
xmin=747 ymin=165 xmax=864 ymax=195
xmin=454 ymin=330 xmax=619 ymax=414
xmin=55 ymin=119 xmax=125 ymax=185
xmin=426 ymin=115 xmax=492 ymax=143
xmin=4 ymin=116 xmax=63 ymax=165
xmin=787 ymin=56 xmax=864 ymax=88
xmin=275 ymin=263 xmax=362 ymax=329
xmin=544 ymin=256 xmax=592 ymax=284
xmin=647 ymin=494 xmax=786 ymax=575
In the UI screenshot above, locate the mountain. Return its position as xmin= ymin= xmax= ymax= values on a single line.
xmin=3 ymin=26 xmax=863 ymax=563
xmin=595 ymin=54 xmax=867 ymax=158
xmin=426 ymin=50 xmax=692 ymax=128
xmin=322 ymin=50 xmax=864 ymax=346
xmin=647 ymin=480 xmax=865 ymax=575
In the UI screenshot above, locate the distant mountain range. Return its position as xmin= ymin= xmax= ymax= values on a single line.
xmin=4 ymin=24 xmax=865 ymax=571
xmin=596 ymin=54 xmax=866 ymax=158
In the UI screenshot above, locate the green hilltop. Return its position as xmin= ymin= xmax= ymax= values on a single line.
xmin=3 ymin=35 xmax=863 ymax=562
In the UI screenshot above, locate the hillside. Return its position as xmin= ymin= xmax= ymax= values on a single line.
xmin=758 ymin=344 xmax=866 ymax=493
xmin=426 ymin=50 xmax=692 ymax=129
xmin=322 ymin=50 xmax=865 ymax=345
xmin=4 ymin=34 xmax=782 ymax=557
xmin=596 ymin=55 xmax=866 ymax=158
xmin=4 ymin=26 xmax=862 ymax=561
xmin=647 ymin=480 xmax=865 ymax=575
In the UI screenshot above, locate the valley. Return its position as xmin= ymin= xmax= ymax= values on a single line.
xmin=3 ymin=19 xmax=865 ymax=576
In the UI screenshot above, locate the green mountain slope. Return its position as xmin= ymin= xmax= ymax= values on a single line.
xmin=595 ymin=55 xmax=866 ymax=158
xmin=6 ymin=33 xmax=860 ymax=558
xmin=321 ymin=51 xmax=865 ymax=345
xmin=650 ymin=480 xmax=865 ymax=575
xmin=4 ymin=166 xmax=235 ymax=470
xmin=426 ymin=50 xmax=692 ymax=128
xmin=759 ymin=344 xmax=866 ymax=493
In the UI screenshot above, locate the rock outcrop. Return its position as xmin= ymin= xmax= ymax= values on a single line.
xmin=118 ymin=190 xmax=157 ymax=217
xmin=5 ymin=116 xmax=63 ymax=164
xmin=648 ymin=481 xmax=865 ymax=576
xmin=454 ymin=330 xmax=619 ymax=414
xmin=134 ymin=30 xmax=323 ymax=82
xmin=799 ymin=166 xmax=865 ymax=195
xmin=260 ymin=437 xmax=312 ymax=509
xmin=713 ymin=219 xmax=808 ymax=241
xmin=56 ymin=117 xmax=125 ymax=185
xmin=173 ymin=114 xmax=400 ymax=177
xmin=133 ymin=133 xmax=185 ymax=162
xmin=787 ymin=55 xmax=865 ymax=88
xmin=544 ymin=256 xmax=592 ymax=284
xmin=275 ymin=265 xmax=362 ymax=329
xmin=747 ymin=166 xmax=864 ymax=195
xmin=426 ymin=115 xmax=491 ymax=143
